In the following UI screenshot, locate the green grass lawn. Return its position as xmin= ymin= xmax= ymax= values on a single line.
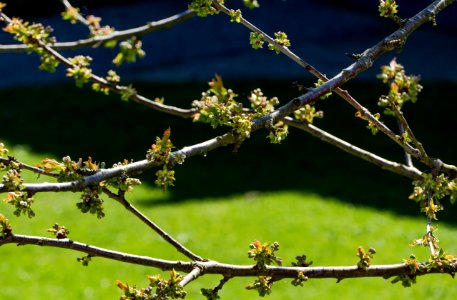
xmin=1 ymin=145 xmax=457 ymax=299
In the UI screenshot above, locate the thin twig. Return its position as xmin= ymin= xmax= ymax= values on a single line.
xmin=211 ymin=276 xmax=232 ymax=294
xmin=0 ymin=157 xmax=59 ymax=178
xmin=390 ymin=103 xmax=431 ymax=165
xmin=426 ymin=214 xmax=436 ymax=256
xmin=285 ymin=118 xmax=423 ymax=180
xmin=102 ymin=188 xmax=204 ymax=262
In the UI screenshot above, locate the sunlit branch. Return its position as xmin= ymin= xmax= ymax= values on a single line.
xmin=0 ymin=132 xmax=236 ymax=193
xmin=1 ymin=234 xmax=456 ymax=280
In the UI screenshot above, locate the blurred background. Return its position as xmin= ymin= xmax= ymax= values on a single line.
xmin=1 ymin=1 xmax=457 ymax=299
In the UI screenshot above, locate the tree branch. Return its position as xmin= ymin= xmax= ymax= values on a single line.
xmin=1 ymin=234 xmax=456 ymax=281
xmin=390 ymin=103 xmax=432 ymax=166
xmin=0 ymin=132 xmax=236 ymax=193
xmin=0 ymin=9 xmax=196 ymax=52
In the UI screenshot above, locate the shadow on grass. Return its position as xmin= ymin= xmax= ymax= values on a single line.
xmin=1 ymin=80 xmax=456 ymax=222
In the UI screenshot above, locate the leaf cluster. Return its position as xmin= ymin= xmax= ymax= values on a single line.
xmin=146 ymin=129 xmax=177 ymax=191
xmin=113 ymin=37 xmax=145 ymax=66
xmin=117 ymin=269 xmax=186 ymax=300
xmin=192 ymin=75 xmax=253 ymax=140
xmin=409 ymin=173 xmax=457 ymax=219
xmin=247 ymin=240 xmax=282 ymax=270
xmin=3 ymin=17 xmax=59 ymax=72
xmin=249 ymin=31 xmax=291 ymax=54
xmin=67 ymin=55 xmax=93 ymax=87
xmin=356 ymin=246 xmax=376 ymax=270
xmin=188 ymin=0 xmax=223 ymax=17
xmin=1 ymin=156 xmax=35 ymax=218
xmin=0 ymin=213 xmax=12 ymax=238
xmin=47 ymin=223 xmax=70 ymax=239
xmin=78 ymin=185 xmax=105 ymax=219
xmin=377 ymin=58 xmax=422 ymax=115
xmin=245 ymin=276 xmax=273 ymax=297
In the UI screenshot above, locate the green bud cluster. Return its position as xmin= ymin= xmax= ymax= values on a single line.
xmin=37 ymin=156 xmax=98 ymax=182
xmin=390 ymin=272 xmax=416 ymax=287
xmin=5 ymin=191 xmax=35 ymax=218
xmin=249 ymin=32 xmax=264 ymax=50
xmin=67 ymin=55 xmax=93 ymax=87
xmin=117 ymin=269 xmax=186 ymax=300
xmin=294 ymin=104 xmax=324 ymax=124
xmin=113 ymin=37 xmax=145 ymax=66
xmin=409 ymin=173 xmax=457 ymax=219
xmin=0 ymin=151 xmax=35 ymax=218
xmin=0 ymin=213 xmax=12 ymax=238
xmin=77 ymin=255 xmax=93 ymax=266
xmin=355 ymin=111 xmax=381 ymax=135
xmin=105 ymin=163 xmax=142 ymax=193
xmin=248 ymin=240 xmax=282 ymax=270
xmin=92 ymin=70 xmax=121 ymax=95
xmin=47 ymin=158 xmax=107 ymax=218
xmin=47 ymin=223 xmax=70 ymax=239
xmin=268 ymin=31 xmax=291 ymax=54
xmin=250 ymin=31 xmax=291 ymax=54
xmin=243 ymin=0 xmax=260 ymax=9
xmin=77 ymin=185 xmax=105 ymax=219
xmin=4 ymin=17 xmax=59 ymax=72
xmin=146 ymin=129 xmax=177 ymax=191
xmin=188 ymin=0 xmax=223 ymax=17
xmin=378 ymin=0 xmax=399 ymax=22
xmin=61 ymin=8 xmax=115 ymax=43
xmin=229 ymin=9 xmax=242 ymax=23
xmin=291 ymin=271 xmax=308 ymax=287
xmin=356 ymin=246 xmax=376 ymax=270
xmin=410 ymin=226 xmax=439 ymax=249
xmin=246 ymin=276 xmax=273 ymax=297
xmin=267 ymin=121 xmax=288 ymax=144
xmin=192 ymin=75 xmax=253 ymax=140
xmin=377 ymin=58 xmax=422 ymax=115
xmin=249 ymin=88 xmax=279 ymax=116
xmin=120 ymin=85 xmax=137 ymax=102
